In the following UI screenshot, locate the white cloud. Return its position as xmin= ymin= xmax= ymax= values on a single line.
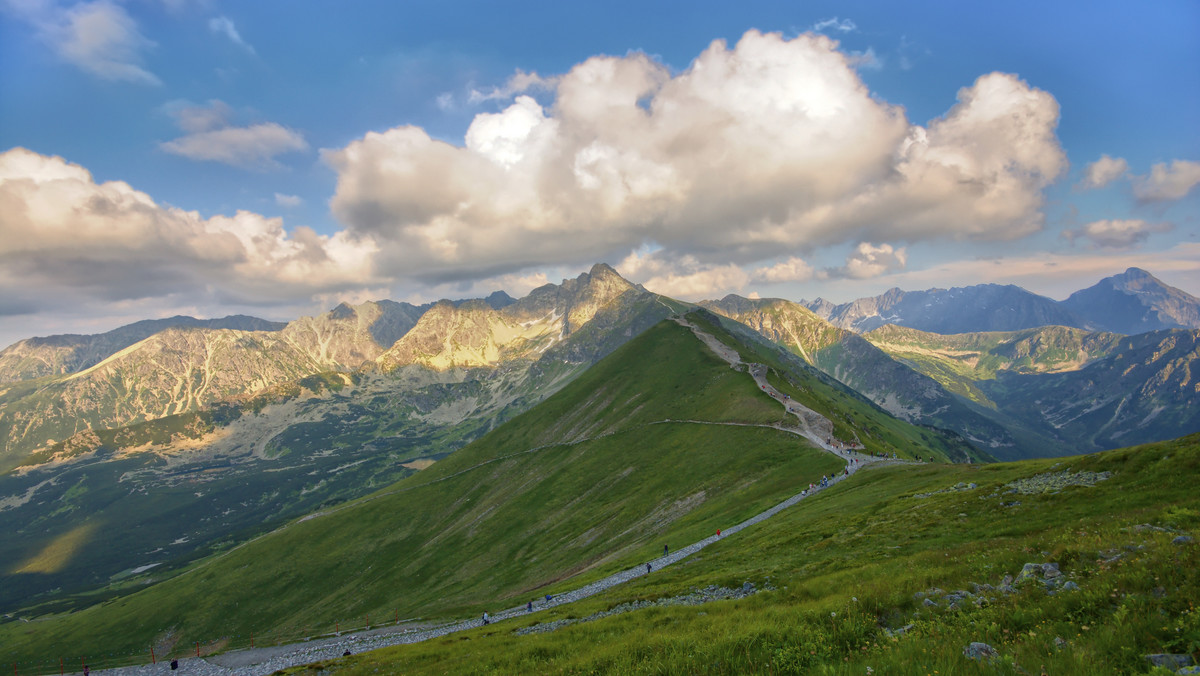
xmin=1132 ymin=160 xmax=1200 ymax=202
xmin=0 ymin=148 xmax=377 ymax=320
xmin=752 ymin=257 xmax=816 ymax=283
xmin=1079 ymin=154 xmax=1129 ymax=190
xmin=274 ymin=193 xmax=303 ymax=208
xmin=6 ymin=0 xmax=161 ymax=84
xmin=813 ymin=17 xmax=857 ymax=33
xmin=468 ymin=69 xmax=557 ymax=104
xmin=834 ymin=242 xmax=908 ymax=279
xmin=616 ymin=249 xmax=749 ymax=300
xmin=160 ymin=101 xmax=308 ymax=168
xmin=848 ymin=47 xmax=883 ymax=70
xmin=324 ymin=30 xmax=1066 ymax=286
xmin=163 ymin=98 xmax=232 ymax=133
xmin=208 ymin=15 xmax=254 ymax=55
xmin=1065 ymin=219 xmax=1172 ymax=248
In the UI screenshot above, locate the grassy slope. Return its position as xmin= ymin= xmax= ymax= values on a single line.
xmin=2 ymin=318 xmax=850 ymax=667
xmin=312 ymin=433 xmax=1200 ymax=676
xmin=863 ymin=324 xmax=1124 ymax=407
xmin=690 ymin=311 xmax=985 ymax=464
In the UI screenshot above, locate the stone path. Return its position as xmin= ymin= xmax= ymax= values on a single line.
xmin=89 ymin=317 xmax=892 ymax=676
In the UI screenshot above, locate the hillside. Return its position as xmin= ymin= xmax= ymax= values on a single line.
xmin=0 ymin=312 xmax=972 ymax=667
xmin=865 ymin=325 xmax=1200 ymax=454
xmin=314 ymin=433 xmax=1200 ymax=676
xmin=864 ymin=324 xmax=1125 ymax=406
xmin=701 ymin=296 xmax=1019 ymax=458
xmin=0 ymin=268 xmax=673 ymax=616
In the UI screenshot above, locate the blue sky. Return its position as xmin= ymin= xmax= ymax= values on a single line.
xmin=1 ymin=0 xmax=1198 ymax=346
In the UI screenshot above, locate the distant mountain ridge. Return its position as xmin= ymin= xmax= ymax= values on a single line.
xmin=804 ymin=268 xmax=1199 ymax=336
xmin=0 ymin=315 xmax=287 ymax=383
xmin=1062 ymin=267 xmax=1200 ymax=334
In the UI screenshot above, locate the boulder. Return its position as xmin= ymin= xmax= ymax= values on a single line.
xmin=964 ymin=642 xmax=998 ymax=661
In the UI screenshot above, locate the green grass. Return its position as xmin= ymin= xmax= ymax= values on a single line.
xmin=0 ymin=318 xmax=848 ymax=667
xmin=291 ymin=433 xmax=1200 ymax=675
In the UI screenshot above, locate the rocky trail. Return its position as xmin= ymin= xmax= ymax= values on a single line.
xmin=89 ymin=317 xmax=895 ymax=676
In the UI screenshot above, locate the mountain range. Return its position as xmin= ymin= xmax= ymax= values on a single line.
xmin=803 ymin=267 xmax=1200 ymax=335
xmin=0 ymin=304 xmax=1195 ymax=674
xmin=1 ymin=264 xmax=1198 ymax=629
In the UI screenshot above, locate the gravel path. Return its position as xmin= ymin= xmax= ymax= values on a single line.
xmin=86 ymin=317 xmax=895 ymax=676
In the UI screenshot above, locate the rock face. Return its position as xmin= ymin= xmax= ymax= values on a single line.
xmin=1063 ymin=267 xmax=1200 ymax=335
xmin=0 ymin=301 xmax=428 ymax=466
xmin=378 ymin=263 xmax=647 ymax=371
xmin=0 ymin=314 xmax=287 ymax=383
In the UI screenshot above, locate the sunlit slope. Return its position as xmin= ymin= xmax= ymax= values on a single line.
xmin=326 ymin=433 xmax=1200 ymax=676
xmin=2 ymin=316 xmax=857 ymax=663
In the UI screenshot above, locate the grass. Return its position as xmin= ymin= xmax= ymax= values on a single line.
xmin=288 ymin=433 xmax=1200 ymax=675
xmin=0 ymin=317 xmax=848 ymax=667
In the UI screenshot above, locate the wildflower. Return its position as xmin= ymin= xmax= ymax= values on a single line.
xmin=831 ymin=612 xmax=837 ymax=618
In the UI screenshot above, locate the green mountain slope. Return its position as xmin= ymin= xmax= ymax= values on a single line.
xmin=701 ymin=296 xmax=1018 ymax=457
xmin=865 ymin=325 xmax=1199 ymax=455
xmin=305 ymin=433 xmax=1199 ymax=676
xmin=864 ymin=324 xmax=1124 ymax=406
xmin=0 ymin=275 xmax=673 ymax=616
xmin=0 ymin=313 xmax=967 ymax=666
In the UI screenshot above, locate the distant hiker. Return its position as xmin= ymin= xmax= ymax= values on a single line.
xmin=545 ymin=594 xmax=553 ymax=601
xmin=83 ymin=666 xmax=89 ymax=676
xmin=482 ymin=611 xmax=490 ymax=626
xmin=646 ymin=562 xmax=652 ymax=574
xmin=664 ymin=544 xmax=669 ymax=556
xmin=342 ymin=649 xmax=352 ymax=656
xmin=716 ymin=529 xmax=721 ymax=537
xmin=527 ymin=601 xmax=533 ymax=612
xmin=170 ymin=659 xmax=178 ymax=670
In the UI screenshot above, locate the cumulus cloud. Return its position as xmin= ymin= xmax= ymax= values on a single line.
xmin=833 ymin=242 xmax=908 ymax=279
xmin=324 ymin=30 xmax=1066 ymax=287
xmin=208 ymin=15 xmax=254 ymax=54
xmin=5 ymin=0 xmax=160 ymax=84
xmin=160 ymin=100 xmax=307 ymax=168
xmin=1132 ymin=160 xmax=1200 ymax=202
xmin=752 ymin=257 xmax=816 ymax=283
xmin=0 ymin=147 xmax=376 ymax=319
xmin=1064 ymin=219 xmax=1172 ymax=249
xmin=1079 ymin=154 xmax=1128 ymax=190
xmin=616 ymin=249 xmax=749 ymax=300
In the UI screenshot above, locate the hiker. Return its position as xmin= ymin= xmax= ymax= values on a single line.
xmin=83 ymin=666 xmax=89 ymax=676
xmin=527 ymin=601 xmax=533 ymax=612
xmin=342 ymin=649 xmax=352 ymax=656
xmin=664 ymin=544 xmax=669 ymax=556
xmin=545 ymin=594 xmax=553 ymax=602
xmin=646 ymin=562 xmax=651 ymax=574
xmin=716 ymin=529 xmax=721 ymax=537
xmin=482 ymin=611 xmax=489 ymax=626
xmin=170 ymin=659 xmax=178 ymax=670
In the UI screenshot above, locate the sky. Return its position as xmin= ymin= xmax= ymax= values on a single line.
xmin=1 ymin=0 xmax=1198 ymax=348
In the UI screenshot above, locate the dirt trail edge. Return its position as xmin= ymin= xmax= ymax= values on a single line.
xmin=94 ymin=317 xmax=894 ymax=676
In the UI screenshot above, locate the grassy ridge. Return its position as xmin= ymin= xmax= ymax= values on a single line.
xmin=311 ymin=433 xmax=1200 ymax=675
xmin=689 ymin=311 xmax=985 ymax=463
xmin=0 ymin=318 xmax=847 ymax=665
